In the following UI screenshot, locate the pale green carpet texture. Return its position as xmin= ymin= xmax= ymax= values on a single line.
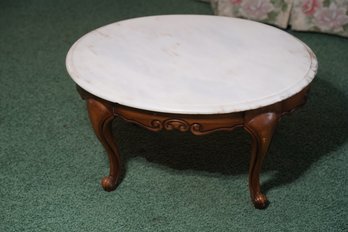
xmin=0 ymin=0 xmax=347 ymax=231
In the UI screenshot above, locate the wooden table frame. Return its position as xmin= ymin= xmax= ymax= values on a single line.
xmin=77 ymin=85 xmax=310 ymax=209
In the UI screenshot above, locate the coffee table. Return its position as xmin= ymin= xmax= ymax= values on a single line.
xmin=66 ymin=15 xmax=318 ymax=209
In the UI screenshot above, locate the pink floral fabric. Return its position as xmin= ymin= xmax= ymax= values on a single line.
xmin=208 ymin=0 xmax=348 ymax=37
xmin=291 ymin=0 xmax=348 ymax=37
xmin=239 ymin=0 xmax=275 ymax=20
xmin=302 ymin=0 xmax=321 ymax=15
xmin=210 ymin=0 xmax=293 ymax=28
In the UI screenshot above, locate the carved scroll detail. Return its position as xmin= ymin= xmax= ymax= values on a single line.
xmin=163 ymin=119 xmax=189 ymax=132
xmin=151 ymin=120 xmax=163 ymax=130
xmin=148 ymin=119 xmax=239 ymax=135
xmin=136 ymin=117 xmax=242 ymax=135
xmin=149 ymin=118 xmax=197 ymax=133
xmin=151 ymin=119 xmax=209 ymax=134
xmin=190 ymin=123 xmax=202 ymax=134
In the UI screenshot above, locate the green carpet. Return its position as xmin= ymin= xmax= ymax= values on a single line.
xmin=1 ymin=0 xmax=347 ymax=231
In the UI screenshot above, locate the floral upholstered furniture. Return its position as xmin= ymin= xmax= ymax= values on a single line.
xmin=210 ymin=0 xmax=293 ymax=28
xmin=291 ymin=0 xmax=348 ymax=36
xmin=207 ymin=0 xmax=348 ymax=37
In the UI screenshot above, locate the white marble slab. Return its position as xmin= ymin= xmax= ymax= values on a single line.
xmin=66 ymin=15 xmax=318 ymax=114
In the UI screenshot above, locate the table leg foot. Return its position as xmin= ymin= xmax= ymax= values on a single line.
xmin=253 ymin=193 xmax=268 ymax=209
xmin=245 ymin=112 xmax=280 ymax=209
xmin=101 ymin=176 xmax=118 ymax=191
xmin=86 ymin=97 xmax=121 ymax=191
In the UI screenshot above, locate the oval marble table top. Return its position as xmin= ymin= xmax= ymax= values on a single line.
xmin=66 ymin=15 xmax=318 ymax=114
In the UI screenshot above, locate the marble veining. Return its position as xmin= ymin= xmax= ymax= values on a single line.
xmin=66 ymin=15 xmax=318 ymax=114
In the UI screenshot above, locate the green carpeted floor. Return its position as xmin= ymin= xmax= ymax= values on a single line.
xmin=1 ymin=0 xmax=347 ymax=231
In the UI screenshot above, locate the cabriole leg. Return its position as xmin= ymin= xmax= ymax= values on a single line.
xmin=86 ymin=97 xmax=121 ymax=191
xmin=245 ymin=112 xmax=279 ymax=209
